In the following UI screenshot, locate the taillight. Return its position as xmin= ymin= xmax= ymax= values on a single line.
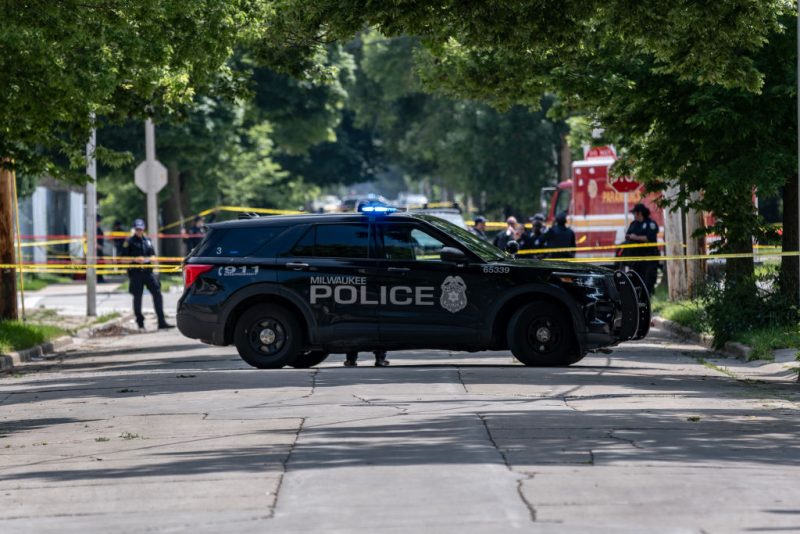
xmin=183 ymin=264 xmax=214 ymax=289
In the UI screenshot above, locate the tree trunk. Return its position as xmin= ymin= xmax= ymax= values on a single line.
xmin=685 ymin=191 xmax=706 ymax=298
xmin=663 ymin=183 xmax=687 ymax=300
xmin=0 ymin=166 xmax=18 ymax=320
xmin=558 ymin=132 xmax=571 ymax=182
xmin=161 ymin=160 xmax=184 ymax=258
xmin=779 ymin=172 xmax=799 ymax=307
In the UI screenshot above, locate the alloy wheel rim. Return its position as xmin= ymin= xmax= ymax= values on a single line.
xmin=248 ymin=318 xmax=286 ymax=355
xmin=527 ymin=317 xmax=561 ymax=354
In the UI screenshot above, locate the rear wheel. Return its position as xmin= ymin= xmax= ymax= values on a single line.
xmin=234 ymin=304 xmax=301 ymax=369
xmin=506 ymin=301 xmax=582 ymax=366
xmin=290 ymin=351 xmax=330 ymax=368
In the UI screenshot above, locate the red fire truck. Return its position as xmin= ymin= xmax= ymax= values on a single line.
xmin=541 ymin=146 xmax=663 ymax=260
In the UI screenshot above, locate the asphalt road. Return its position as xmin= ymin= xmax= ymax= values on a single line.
xmin=1 ymin=326 xmax=799 ymax=533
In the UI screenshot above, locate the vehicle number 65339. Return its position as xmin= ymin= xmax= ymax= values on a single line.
xmin=482 ymin=266 xmax=510 ymax=274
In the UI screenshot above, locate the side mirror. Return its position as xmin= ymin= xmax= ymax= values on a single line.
xmin=505 ymin=240 xmax=520 ymax=255
xmin=440 ymin=246 xmax=467 ymax=263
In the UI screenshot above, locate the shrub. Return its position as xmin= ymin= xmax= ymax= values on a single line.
xmin=702 ymin=266 xmax=798 ymax=349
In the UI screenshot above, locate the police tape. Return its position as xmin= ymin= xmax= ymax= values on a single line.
xmin=3 ymin=265 xmax=183 ymax=274
xmin=0 ymin=263 xmax=183 ymax=270
xmin=545 ymin=250 xmax=799 ymax=263
xmin=159 ymin=205 xmax=302 ymax=231
xmin=517 ymin=242 xmax=671 ymax=255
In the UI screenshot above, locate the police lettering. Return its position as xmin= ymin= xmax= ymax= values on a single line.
xmin=310 ymin=283 xmax=435 ymax=306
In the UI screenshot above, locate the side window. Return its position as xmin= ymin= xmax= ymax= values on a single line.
xmin=195 ymin=226 xmax=285 ymax=257
xmin=382 ymin=225 xmax=446 ymax=262
xmin=291 ymin=224 xmax=370 ymax=259
xmin=556 ymin=189 xmax=572 ymax=215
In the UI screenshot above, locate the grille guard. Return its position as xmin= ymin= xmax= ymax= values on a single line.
xmin=625 ymin=270 xmax=651 ymax=340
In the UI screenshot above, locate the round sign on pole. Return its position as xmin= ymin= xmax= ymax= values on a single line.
xmin=608 ymin=174 xmax=640 ymax=193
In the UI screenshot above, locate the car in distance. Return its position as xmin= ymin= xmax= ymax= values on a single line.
xmin=406 ymin=206 xmax=467 ymax=229
xmin=177 ymin=208 xmax=650 ymax=369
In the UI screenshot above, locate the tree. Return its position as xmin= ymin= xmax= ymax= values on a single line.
xmin=259 ymin=1 xmax=797 ymax=293
xmin=0 ymin=0 xmax=269 ymax=318
xmin=1 ymin=0 xmax=269 ymax=180
xmin=346 ymin=33 xmax=566 ymax=217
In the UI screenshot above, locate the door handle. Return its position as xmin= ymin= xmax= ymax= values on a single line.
xmin=286 ymin=262 xmax=309 ymax=271
xmin=387 ymin=267 xmax=410 ymax=273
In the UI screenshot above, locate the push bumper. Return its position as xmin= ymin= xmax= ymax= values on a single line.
xmin=612 ymin=270 xmax=651 ymax=341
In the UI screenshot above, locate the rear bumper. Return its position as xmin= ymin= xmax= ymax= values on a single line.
xmin=176 ymin=311 xmax=226 ymax=345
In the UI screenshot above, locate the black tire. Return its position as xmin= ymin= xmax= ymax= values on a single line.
xmin=233 ymin=304 xmax=302 ymax=369
xmin=506 ymin=301 xmax=582 ymax=366
xmin=290 ymin=351 xmax=330 ymax=369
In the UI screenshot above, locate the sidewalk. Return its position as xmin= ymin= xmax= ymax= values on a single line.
xmin=654 ymin=317 xmax=799 ymax=383
xmin=18 ymin=281 xmax=181 ymax=317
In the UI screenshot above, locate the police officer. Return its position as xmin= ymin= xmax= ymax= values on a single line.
xmin=470 ymin=216 xmax=489 ymax=241
xmin=344 ymin=350 xmax=390 ymax=367
xmin=529 ymin=218 xmax=548 ymax=257
xmin=122 ymin=219 xmax=173 ymax=331
xmin=544 ymin=211 xmax=576 ymax=259
xmin=493 ymin=216 xmax=518 ymax=250
xmin=624 ymin=203 xmax=659 ymax=294
xmin=183 ymin=215 xmax=206 ymax=252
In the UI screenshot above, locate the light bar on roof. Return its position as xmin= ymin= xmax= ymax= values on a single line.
xmin=358 ymin=202 xmax=398 ymax=214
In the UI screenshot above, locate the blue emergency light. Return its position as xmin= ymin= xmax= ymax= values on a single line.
xmin=358 ymin=201 xmax=398 ymax=215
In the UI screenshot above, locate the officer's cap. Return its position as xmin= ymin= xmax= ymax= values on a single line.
xmin=473 ymin=216 xmax=486 ymax=224
xmin=529 ymin=213 xmax=545 ymax=222
xmin=630 ymin=203 xmax=650 ymax=217
xmin=133 ymin=219 xmax=146 ymax=230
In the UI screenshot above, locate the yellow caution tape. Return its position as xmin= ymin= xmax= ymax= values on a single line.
xmin=544 ymin=251 xmax=800 ymax=263
xmin=17 ymin=237 xmax=84 ymax=248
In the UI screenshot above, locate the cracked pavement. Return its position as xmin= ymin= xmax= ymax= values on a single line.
xmin=1 ymin=327 xmax=799 ymax=533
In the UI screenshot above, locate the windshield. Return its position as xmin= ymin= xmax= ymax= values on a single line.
xmin=418 ymin=215 xmax=508 ymax=262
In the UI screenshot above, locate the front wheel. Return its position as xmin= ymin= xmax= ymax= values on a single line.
xmin=290 ymin=351 xmax=330 ymax=368
xmin=506 ymin=302 xmax=582 ymax=366
xmin=234 ymin=304 xmax=302 ymax=369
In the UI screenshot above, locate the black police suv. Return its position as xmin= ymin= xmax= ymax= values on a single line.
xmin=177 ymin=209 xmax=650 ymax=369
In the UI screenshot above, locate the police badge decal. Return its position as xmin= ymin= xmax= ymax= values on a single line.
xmin=440 ymin=276 xmax=468 ymax=313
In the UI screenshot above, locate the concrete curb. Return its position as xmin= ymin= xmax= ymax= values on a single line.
xmin=651 ymin=316 xmax=752 ymax=360
xmin=0 ymin=313 xmax=135 ymax=374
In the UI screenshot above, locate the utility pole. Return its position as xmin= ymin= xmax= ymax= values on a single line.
xmin=134 ymin=119 xmax=167 ymax=256
xmin=145 ymin=119 xmax=159 ymax=253
xmin=0 ymin=164 xmax=17 ymax=320
xmin=86 ymin=124 xmax=97 ymax=317
xmin=796 ymin=0 xmax=799 ymax=310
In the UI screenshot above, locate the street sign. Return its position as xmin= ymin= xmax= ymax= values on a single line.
xmin=134 ymin=160 xmax=167 ymax=193
xmin=608 ymin=174 xmax=640 ymax=193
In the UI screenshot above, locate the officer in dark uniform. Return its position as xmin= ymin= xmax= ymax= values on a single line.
xmin=122 ymin=219 xmax=173 ymax=330
xmin=183 ymin=216 xmax=206 ymax=252
xmin=624 ymin=203 xmax=659 ymax=294
xmin=529 ymin=215 xmax=548 ymax=257
xmin=544 ymin=211 xmax=576 ymax=259
xmin=470 ymin=216 xmax=489 ymax=241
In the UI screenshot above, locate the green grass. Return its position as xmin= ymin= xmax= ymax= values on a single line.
xmin=20 ymin=273 xmax=73 ymax=292
xmin=650 ymin=285 xmax=708 ymax=332
xmin=652 ymin=285 xmax=800 ymax=361
xmin=0 ymin=320 xmax=67 ymax=354
xmin=734 ymin=327 xmax=800 ymax=361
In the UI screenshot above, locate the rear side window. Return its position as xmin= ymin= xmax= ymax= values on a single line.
xmin=291 ymin=224 xmax=370 ymax=258
xmin=195 ymin=226 xmax=285 ymax=257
